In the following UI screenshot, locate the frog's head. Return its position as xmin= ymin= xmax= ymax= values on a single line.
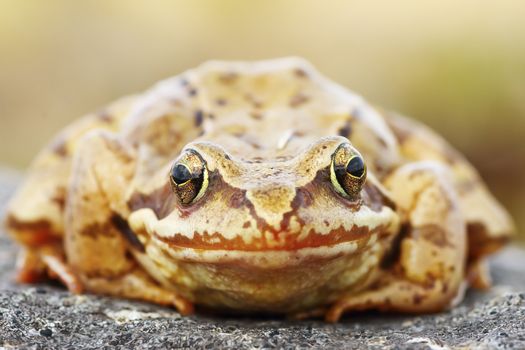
xmin=128 ymin=135 xmax=399 ymax=268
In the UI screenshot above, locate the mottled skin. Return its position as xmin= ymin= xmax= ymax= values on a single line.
xmin=4 ymin=58 xmax=514 ymax=322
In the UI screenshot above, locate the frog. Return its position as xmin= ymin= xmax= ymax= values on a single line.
xmin=4 ymin=57 xmax=514 ymax=322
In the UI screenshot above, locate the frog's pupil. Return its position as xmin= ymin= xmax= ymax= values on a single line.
xmin=346 ymin=157 xmax=365 ymax=178
xmin=172 ymin=164 xmax=192 ymax=185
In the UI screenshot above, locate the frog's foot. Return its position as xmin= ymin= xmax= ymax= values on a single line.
xmin=15 ymin=249 xmax=46 ymax=284
xmin=15 ymin=247 xmax=83 ymax=294
xmin=41 ymin=250 xmax=83 ymax=294
xmin=81 ymin=268 xmax=194 ymax=315
xmin=467 ymin=258 xmax=492 ymax=290
xmin=325 ymin=278 xmax=466 ymax=322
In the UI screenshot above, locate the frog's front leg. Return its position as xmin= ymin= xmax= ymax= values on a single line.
xmin=65 ymin=131 xmax=193 ymax=315
xmin=327 ymin=162 xmax=467 ymax=322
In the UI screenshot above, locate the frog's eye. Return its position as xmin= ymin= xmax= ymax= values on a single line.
xmin=170 ymin=150 xmax=209 ymax=205
xmin=330 ymin=143 xmax=367 ymax=199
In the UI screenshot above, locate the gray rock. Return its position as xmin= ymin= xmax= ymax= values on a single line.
xmin=0 ymin=168 xmax=524 ymax=349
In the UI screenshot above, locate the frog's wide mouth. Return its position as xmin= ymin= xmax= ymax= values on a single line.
xmin=126 ymin=207 xmax=396 ymax=268
xmin=150 ymin=229 xmax=383 ymax=269
xmin=128 ymin=206 xmax=397 ymax=256
xmin=151 ymin=225 xmax=379 ymax=251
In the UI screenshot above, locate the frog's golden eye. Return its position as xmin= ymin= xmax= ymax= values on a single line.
xmin=170 ymin=150 xmax=209 ymax=205
xmin=330 ymin=143 xmax=367 ymax=199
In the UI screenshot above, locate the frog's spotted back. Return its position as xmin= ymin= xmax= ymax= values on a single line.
xmin=125 ymin=58 xmax=399 ymax=169
xmin=4 ymin=58 xmax=513 ymax=321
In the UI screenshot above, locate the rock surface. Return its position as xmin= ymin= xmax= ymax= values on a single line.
xmin=0 ymin=168 xmax=524 ymax=349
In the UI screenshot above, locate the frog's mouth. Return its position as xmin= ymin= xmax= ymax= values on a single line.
xmin=151 ymin=229 xmax=385 ymax=269
xmin=127 ymin=207 xmax=397 ymax=267
xmin=152 ymin=224 xmax=377 ymax=251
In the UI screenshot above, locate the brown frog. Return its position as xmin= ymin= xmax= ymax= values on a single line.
xmin=4 ymin=58 xmax=514 ymax=322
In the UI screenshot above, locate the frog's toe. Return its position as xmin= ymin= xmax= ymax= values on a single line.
xmin=41 ymin=252 xmax=83 ymax=294
xmin=15 ymin=247 xmax=83 ymax=293
xmin=172 ymin=295 xmax=194 ymax=316
xmin=467 ymin=258 xmax=492 ymax=290
xmin=15 ymin=249 xmax=47 ymax=284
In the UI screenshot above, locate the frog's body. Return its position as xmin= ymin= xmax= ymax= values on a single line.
xmin=4 ymin=58 xmax=513 ymax=321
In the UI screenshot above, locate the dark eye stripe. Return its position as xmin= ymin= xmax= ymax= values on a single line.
xmin=171 ymin=164 xmax=192 ymax=185
xmin=346 ymin=156 xmax=365 ymax=178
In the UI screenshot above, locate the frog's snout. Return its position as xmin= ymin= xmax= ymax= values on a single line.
xmin=245 ymin=183 xmax=297 ymax=229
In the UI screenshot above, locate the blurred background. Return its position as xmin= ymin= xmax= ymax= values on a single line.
xmin=0 ymin=0 xmax=523 ymax=240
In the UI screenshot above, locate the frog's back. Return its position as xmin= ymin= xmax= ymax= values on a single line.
xmin=121 ymin=58 xmax=401 ymax=171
